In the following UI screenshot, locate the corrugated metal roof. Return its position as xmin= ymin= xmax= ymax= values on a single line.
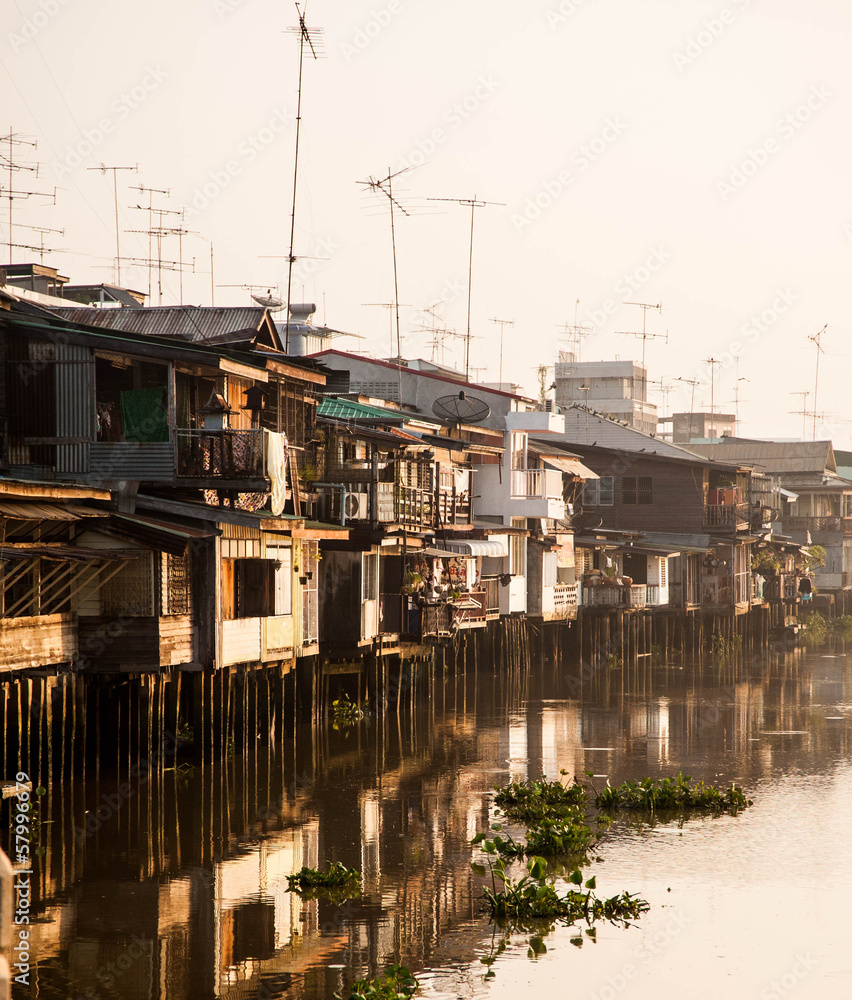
xmin=686 ymin=440 xmax=836 ymax=475
xmin=0 ymin=502 xmax=108 ymax=520
xmin=46 ymin=306 xmax=271 ymax=345
xmin=548 ymin=405 xmax=728 ymax=463
xmin=317 ymin=398 xmax=405 ymax=422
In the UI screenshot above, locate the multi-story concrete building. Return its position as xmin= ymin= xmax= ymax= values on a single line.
xmin=553 ymin=354 xmax=657 ymax=434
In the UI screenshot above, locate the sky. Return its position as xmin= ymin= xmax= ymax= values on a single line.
xmin=2 ymin=0 xmax=852 ymax=446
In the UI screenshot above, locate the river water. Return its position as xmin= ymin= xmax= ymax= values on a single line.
xmin=19 ymin=644 xmax=852 ymax=1000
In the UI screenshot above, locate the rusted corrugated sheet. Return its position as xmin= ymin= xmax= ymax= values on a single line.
xmin=0 ymin=502 xmax=107 ymax=520
xmin=47 ymin=306 xmax=268 ymax=344
xmin=89 ymin=442 xmax=175 ymax=480
xmin=55 ymin=341 xmax=93 ymax=475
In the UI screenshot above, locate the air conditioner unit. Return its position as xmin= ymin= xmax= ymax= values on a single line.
xmin=319 ymin=485 xmax=370 ymax=522
xmin=343 ymin=490 xmax=369 ymax=520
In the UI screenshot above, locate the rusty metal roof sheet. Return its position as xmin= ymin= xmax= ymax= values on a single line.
xmin=0 ymin=501 xmax=108 ymax=520
xmin=45 ymin=306 xmax=275 ymax=346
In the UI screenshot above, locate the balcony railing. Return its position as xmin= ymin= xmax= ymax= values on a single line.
xmin=176 ymin=428 xmax=265 ymax=479
xmin=783 ymin=515 xmax=852 ymax=535
xmin=418 ymin=590 xmax=488 ymax=637
xmin=583 ymin=583 xmax=648 ymax=608
xmin=702 ymin=502 xmax=751 ymax=529
xmin=552 ymin=582 xmax=578 ymax=619
xmin=511 ymin=468 xmax=563 ymax=500
xmin=482 ymin=576 xmax=500 ymax=618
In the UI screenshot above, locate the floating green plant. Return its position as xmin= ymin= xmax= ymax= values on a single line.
xmin=334 ymin=964 xmax=419 ymax=1000
xmin=474 ymin=854 xmax=648 ymax=925
xmin=287 ymin=861 xmax=361 ymax=898
xmin=331 ymin=692 xmax=365 ymax=729
xmin=593 ymin=771 xmax=751 ymax=813
xmin=493 ymin=772 xmax=588 ymax=823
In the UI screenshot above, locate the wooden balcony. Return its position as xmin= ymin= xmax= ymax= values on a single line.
xmin=702 ymin=502 xmax=751 ymax=531
xmin=175 ymin=428 xmax=265 ymax=482
xmin=782 ymin=515 xmax=852 ymax=536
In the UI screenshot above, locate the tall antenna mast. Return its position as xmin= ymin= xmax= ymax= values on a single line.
xmin=129 ymin=184 xmax=170 ymax=302
xmin=358 ymin=166 xmax=413 ymax=372
xmin=615 ymin=301 xmax=664 ymax=394
xmin=87 ymin=163 xmax=138 ymax=284
xmin=0 ymin=129 xmax=57 ymax=265
xmin=489 ymin=316 xmax=514 ymax=384
xmin=702 ymin=356 xmax=722 ymax=418
xmin=427 ymin=194 xmax=504 ymax=381
xmin=284 ymin=2 xmax=324 ymax=353
xmin=675 ymin=376 xmax=701 ymax=440
xmin=789 ymin=391 xmax=811 ymax=441
xmin=558 ymin=299 xmax=592 ymax=361
xmin=364 ymin=301 xmax=410 ymax=357
xmin=808 ymin=324 xmax=827 ymax=440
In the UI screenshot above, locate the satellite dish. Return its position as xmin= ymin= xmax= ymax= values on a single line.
xmin=252 ymin=289 xmax=284 ymax=308
xmin=432 ymin=391 xmax=490 ymax=424
xmin=571 ymin=511 xmax=604 ymax=530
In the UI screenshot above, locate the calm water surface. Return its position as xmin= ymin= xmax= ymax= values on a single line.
xmin=20 ymin=647 xmax=852 ymax=1000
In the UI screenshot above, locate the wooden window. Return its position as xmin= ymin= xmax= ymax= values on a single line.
xmin=584 ymin=476 xmax=613 ymax=506
xmin=362 ymin=552 xmax=378 ymax=602
xmin=161 ymin=551 xmax=190 ymax=615
xmin=622 ymin=476 xmax=653 ymax=505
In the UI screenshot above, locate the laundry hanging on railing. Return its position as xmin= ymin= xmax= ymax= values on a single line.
xmin=265 ymin=430 xmax=290 ymax=515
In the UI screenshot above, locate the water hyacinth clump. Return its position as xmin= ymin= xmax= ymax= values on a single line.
xmin=593 ymin=771 xmax=752 ymax=814
xmin=334 ymin=965 xmax=419 ymax=1000
xmin=286 ymin=861 xmax=362 ymax=897
xmin=476 ymin=854 xmax=648 ymax=925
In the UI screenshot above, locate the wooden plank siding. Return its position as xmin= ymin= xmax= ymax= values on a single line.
xmin=574 ymin=450 xmax=711 ymax=534
xmin=159 ymin=614 xmax=196 ymax=666
xmin=0 ymin=614 xmax=77 ymax=671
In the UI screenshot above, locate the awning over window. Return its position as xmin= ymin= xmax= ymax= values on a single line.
xmin=540 ymin=456 xmax=599 ymax=479
xmin=444 ymin=538 xmax=509 ymax=558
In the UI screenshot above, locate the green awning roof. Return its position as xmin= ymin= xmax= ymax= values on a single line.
xmin=317 ymin=398 xmax=405 ymax=423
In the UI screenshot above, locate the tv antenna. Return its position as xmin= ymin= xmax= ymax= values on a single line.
xmin=284 ymin=2 xmax=324 ymax=352
xmin=787 ymin=391 xmax=812 ymax=441
xmin=358 ymin=166 xmax=414 ymax=378
xmin=558 ymin=299 xmax=593 ymax=361
xmin=363 ymin=301 xmax=410 ymax=358
xmin=411 ymin=303 xmax=462 ymax=365
xmin=128 ymin=184 xmax=171 ymax=302
xmin=733 ymin=377 xmax=749 ymax=430
xmin=489 ymin=316 xmax=514 ymax=385
xmin=0 ymin=130 xmax=57 ymax=265
xmin=87 ymin=163 xmax=138 ymax=284
xmin=615 ymin=301 xmax=664 ymax=391
xmin=808 ymin=324 xmax=827 ymax=441
xmin=675 ymin=376 xmax=701 ymax=439
xmin=647 ymin=377 xmax=675 ymax=417
xmin=701 ymin=356 xmax=723 ymax=415
xmin=427 ymin=194 xmax=504 ymax=381
xmin=7 ymin=225 xmax=66 ymax=263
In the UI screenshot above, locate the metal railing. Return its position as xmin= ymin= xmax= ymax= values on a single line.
xmin=176 ymin=428 xmax=265 ymax=479
xmin=510 ymin=468 xmax=563 ymax=499
xmin=783 ymin=515 xmax=852 ymax=535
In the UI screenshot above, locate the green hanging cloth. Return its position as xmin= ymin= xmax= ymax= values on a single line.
xmin=120 ymin=386 xmax=169 ymax=442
